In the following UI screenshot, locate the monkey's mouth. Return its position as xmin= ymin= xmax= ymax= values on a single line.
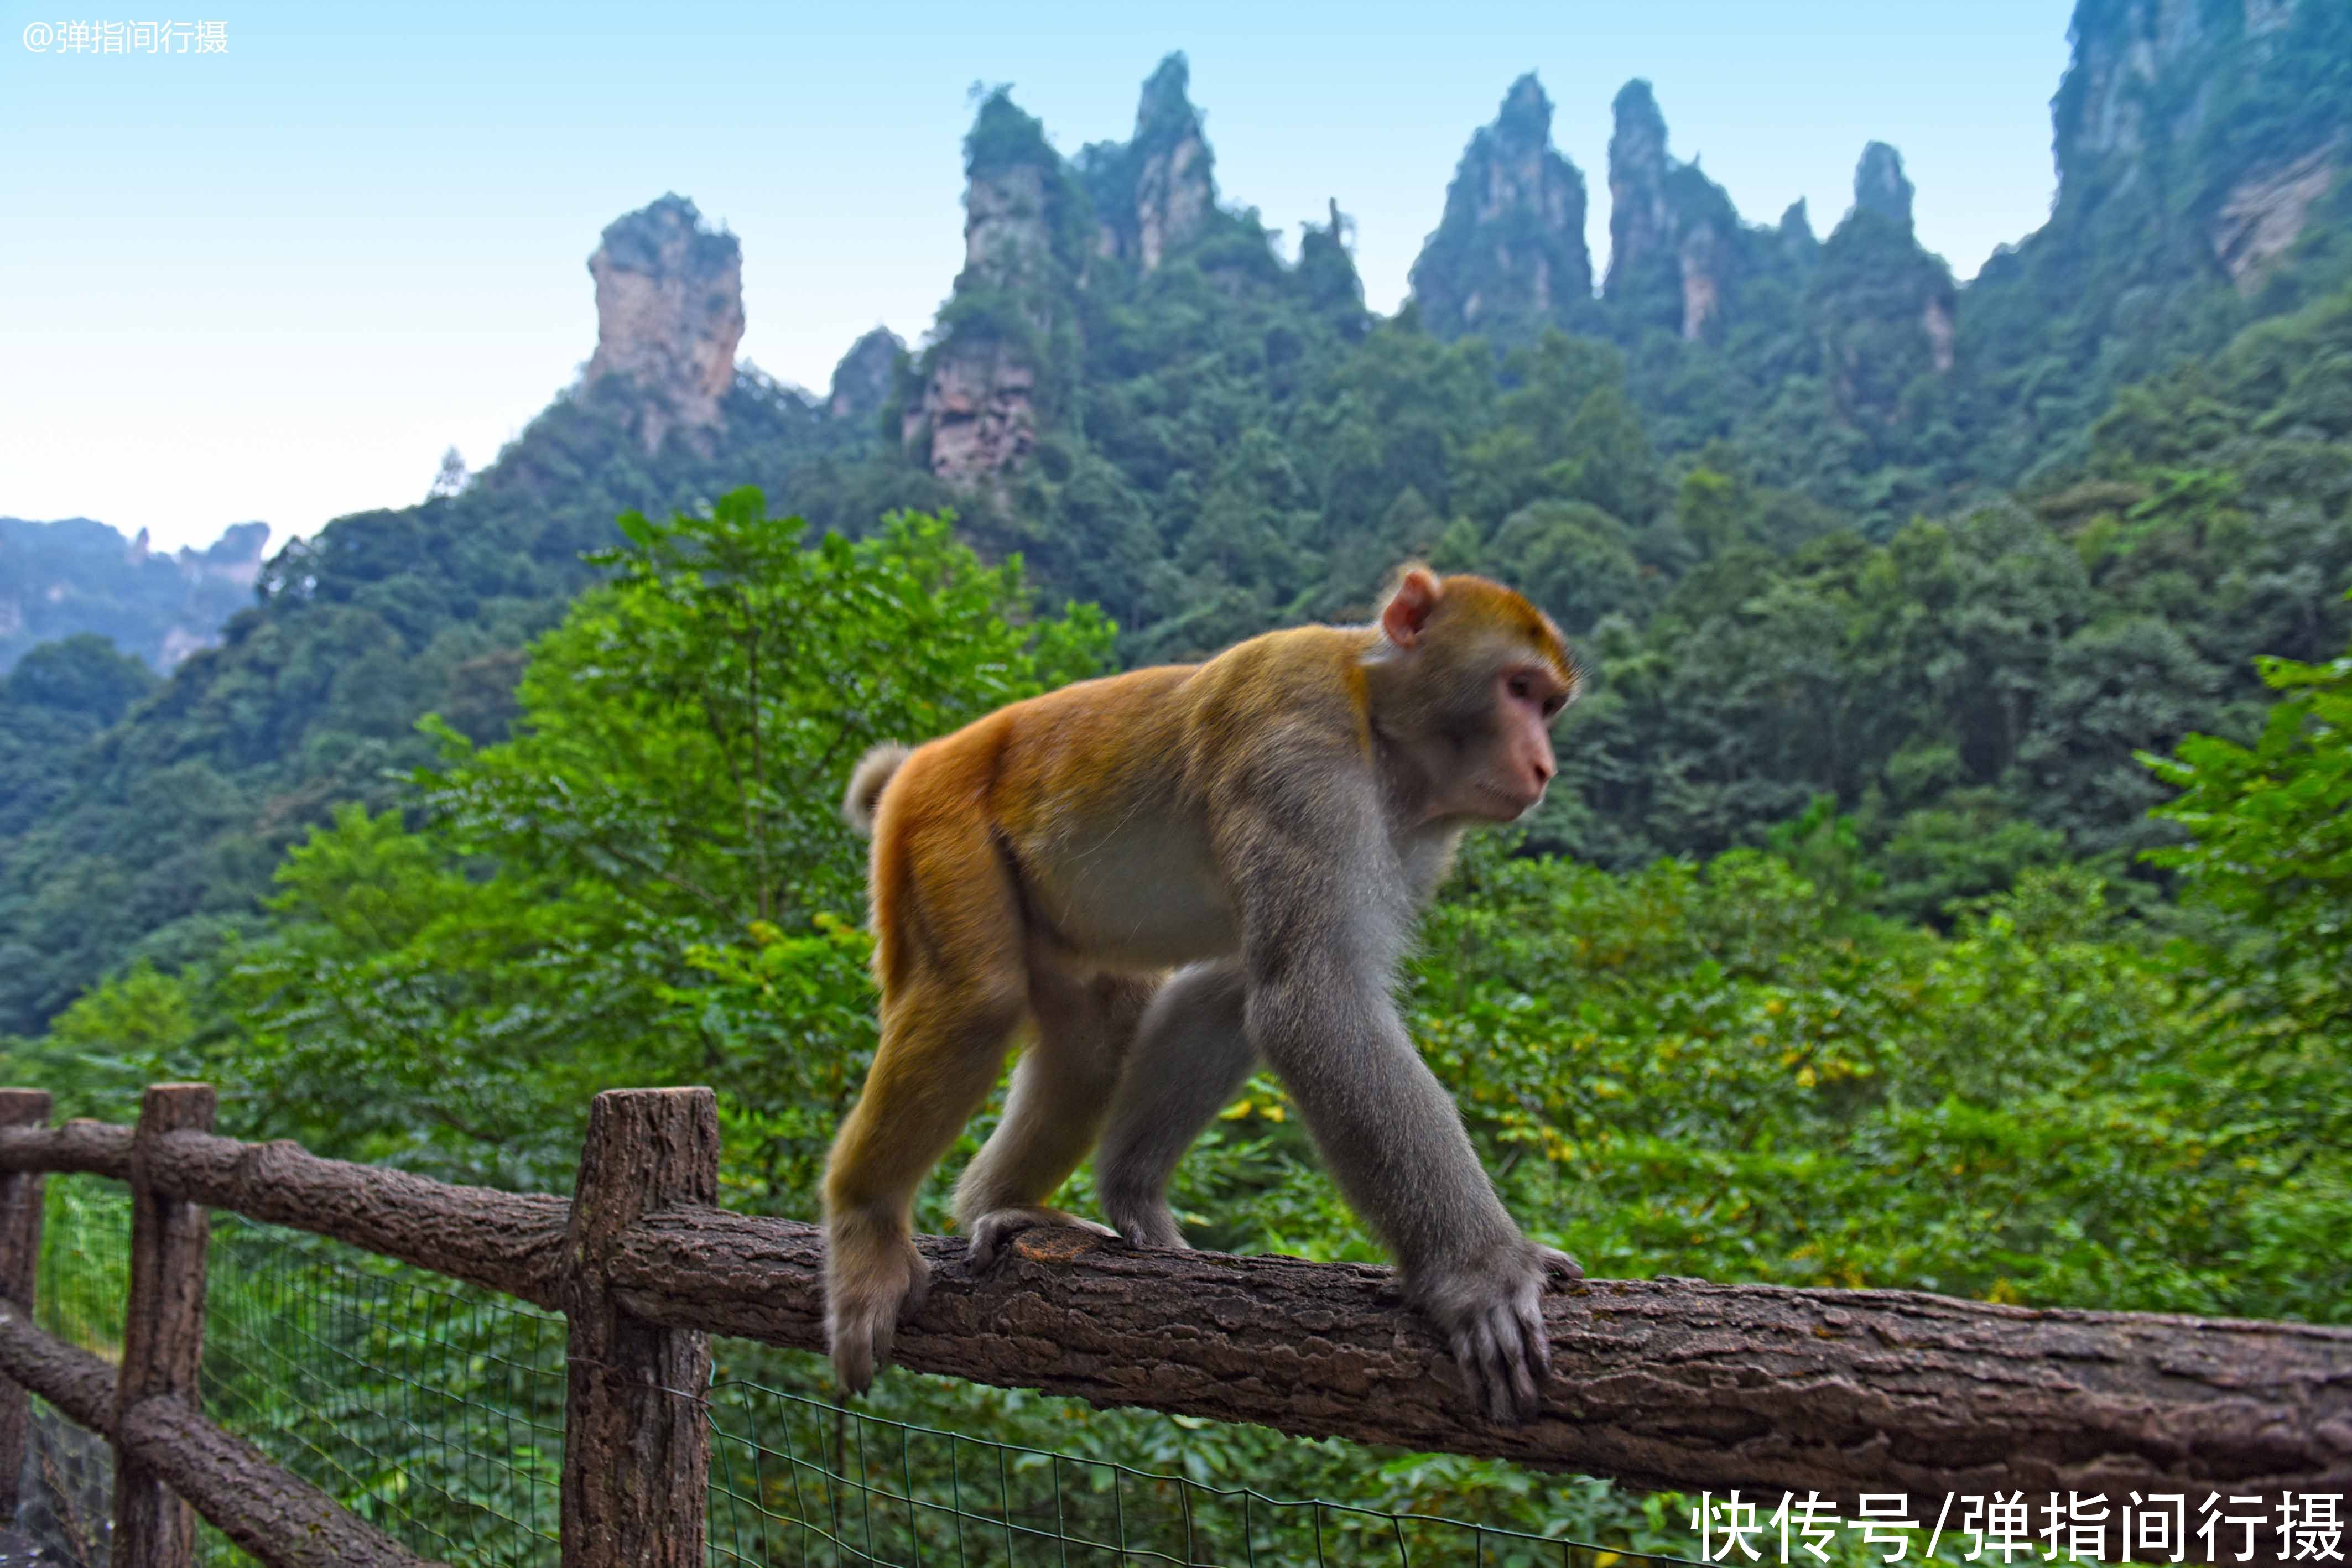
xmin=1479 ymin=780 xmax=1547 ymax=821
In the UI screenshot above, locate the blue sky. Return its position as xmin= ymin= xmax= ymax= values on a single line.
xmin=1 ymin=1 xmax=2074 ymax=554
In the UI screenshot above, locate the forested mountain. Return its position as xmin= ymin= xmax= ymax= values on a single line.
xmin=0 ymin=200 xmax=867 ymax=1029
xmin=2 ymin=0 xmax=2349 ymax=1036
xmin=0 ymin=515 xmax=270 ymax=673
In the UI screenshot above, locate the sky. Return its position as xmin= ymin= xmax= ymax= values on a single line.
xmin=1 ymin=1 xmax=2076 ymax=555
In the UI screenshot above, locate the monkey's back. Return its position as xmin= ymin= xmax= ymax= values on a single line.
xmin=870 ymin=624 xmax=1379 ymax=972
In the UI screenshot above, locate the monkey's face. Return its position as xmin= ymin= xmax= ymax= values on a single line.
xmin=1375 ymin=567 xmax=1580 ymax=824
xmin=1454 ymin=653 xmax=1569 ymax=821
xmin=1393 ymin=633 xmax=1574 ymax=822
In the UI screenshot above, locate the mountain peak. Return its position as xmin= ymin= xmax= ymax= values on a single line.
xmin=1605 ymin=80 xmax=1750 ymax=340
xmin=1133 ymin=51 xmax=1199 ymax=145
xmin=1082 ymin=53 xmax=1219 ymax=274
xmin=909 ymin=89 xmax=1088 ymax=489
xmin=1407 ymin=72 xmax=1591 ymax=342
xmin=1611 ymin=79 xmax=1664 ymax=126
xmin=1854 ymin=142 xmax=1916 ymax=230
xmin=1495 ymin=72 xmax=1553 ymax=149
xmin=829 ymin=327 xmax=905 ymax=425
xmin=583 ymin=194 xmax=743 ymax=454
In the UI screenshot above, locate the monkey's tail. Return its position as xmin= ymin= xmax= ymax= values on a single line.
xmin=842 ymin=742 xmax=914 ymax=835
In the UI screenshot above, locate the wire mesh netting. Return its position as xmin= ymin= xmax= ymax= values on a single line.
xmin=36 ymin=1175 xmax=567 ymax=1565
xmin=29 ymin=1175 xmax=1702 ymax=1568
xmin=199 ymin=1221 xmax=569 ymax=1558
xmin=705 ymin=1379 xmax=1684 ymax=1568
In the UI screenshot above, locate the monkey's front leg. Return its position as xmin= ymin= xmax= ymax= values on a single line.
xmin=1251 ymin=964 xmax=1580 ymax=1423
xmin=1230 ymin=797 xmax=1580 ymax=1425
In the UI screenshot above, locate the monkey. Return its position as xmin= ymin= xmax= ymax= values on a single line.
xmin=824 ymin=565 xmax=1585 ymax=1425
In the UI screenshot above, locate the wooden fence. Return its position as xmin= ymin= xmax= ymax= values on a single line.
xmin=0 ymin=1081 xmax=2345 ymax=1567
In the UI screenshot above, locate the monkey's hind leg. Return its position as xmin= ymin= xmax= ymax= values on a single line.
xmin=955 ymin=970 xmax=1154 ymax=1268
xmin=823 ymin=967 xmax=1027 ymax=1396
xmin=1096 ymin=959 xmax=1255 ymax=1251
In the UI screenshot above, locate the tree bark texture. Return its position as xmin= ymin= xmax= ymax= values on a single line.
xmin=560 ymin=1088 xmax=717 ymax=1568
xmin=112 ymin=1083 xmax=214 ymax=1568
xmin=0 ymin=1302 xmax=442 ymax=1568
xmin=605 ymin=1212 xmax=2352 ymax=1520
xmin=0 ymin=1088 xmax=49 ymax=1519
xmin=0 ymin=1119 xmax=133 ymax=1179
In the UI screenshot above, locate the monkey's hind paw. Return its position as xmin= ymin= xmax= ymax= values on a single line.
xmin=827 ymin=1288 xmax=912 ymax=1397
xmin=965 ymin=1206 xmax=1117 ymax=1270
xmin=828 ymin=1315 xmax=877 ymax=1397
xmin=823 ymin=1231 xmax=928 ymax=1397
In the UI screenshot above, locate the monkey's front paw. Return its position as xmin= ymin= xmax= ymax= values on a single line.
xmin=1538 ymin=1244 xmax=1584 ymax=1285
xmin=824 ymin=1230 xmax=928 ymax=1397
xmin=965 ymin=1206 xmax=1118 ymax=1270
xmin=1410 ymin=1240 xmax=1557 ymax=1426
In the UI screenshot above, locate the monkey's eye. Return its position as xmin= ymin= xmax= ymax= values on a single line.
xmin=1542 ymin=695 xmax=1566 ymax=718
xmin=1507 ymin=674 xmax=1533 ymax=701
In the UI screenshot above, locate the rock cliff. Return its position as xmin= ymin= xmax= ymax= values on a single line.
xmin=583 ymin=194 xmax=745 ymax=453
xmin=2049 ymin=0 xmax=2347 ymax=289
xmin=1407 ymin=74 xmax=1593 ymax=342
xmin=2209 ymin=138 xmax=2343 ymax=290
xmin=1602 ymin=81 xmax=1763 ymax=342
xmin=902 ymin=91 xmax=1090 ymax=489
xmin=910 ymin=342 xmax=1038 ymax=487
xmin=1946 ymin=0 xmax=2349 ymax=460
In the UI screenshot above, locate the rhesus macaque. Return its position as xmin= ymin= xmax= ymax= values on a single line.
xmin=825 ymin=566 xmax=1583 ymax=1424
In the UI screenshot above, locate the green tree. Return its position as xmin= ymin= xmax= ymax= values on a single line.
xmin=223 ymin=494 xmax=1112 ymax=1192
xmin=0 ymin=960 xmax=200 ymax=1120
xmin=2144 ymin=626 xmax=2352 ymax=1036
xmin=2137 ymin=626 xmax=2352 ymax=1306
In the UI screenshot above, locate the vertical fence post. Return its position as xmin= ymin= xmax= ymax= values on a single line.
xmin=111 ymin=1082 xmax=214 ymax=1568
xmin=0 ymin=1087 xmax=52 ymax=1519
xmin=561 ymin=1087 xmax=717 ymax=1567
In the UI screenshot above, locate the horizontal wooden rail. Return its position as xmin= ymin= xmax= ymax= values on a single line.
xmin=8 ymin=1093 xmax=2349 ymax=1556
xmin=0 ymin=1121 xmax=570 ymax=1309
xmin=603 ymin=1207 xmax=2352 ymax=1517
xmin=0 ymin=1119 xmax=131 ymax=1179
xmin=0 ymin=1301 xmax=440 ymax=1567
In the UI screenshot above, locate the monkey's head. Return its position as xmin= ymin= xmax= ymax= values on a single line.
xmin=1368 ymin=565 xmax=1581 ymax=823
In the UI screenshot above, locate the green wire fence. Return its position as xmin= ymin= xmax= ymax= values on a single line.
xmin=704 ymin=1380 xmax=1671 ymax=1568
xmin=28 ymin=1176 xmax=1703 ymax=1568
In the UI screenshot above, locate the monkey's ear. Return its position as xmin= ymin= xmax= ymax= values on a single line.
xmin=1380 ymin=567 xmax=1443 ymax=649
